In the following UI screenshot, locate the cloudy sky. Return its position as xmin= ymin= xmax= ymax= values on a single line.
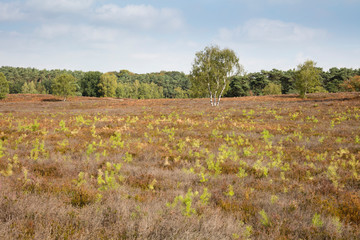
xmin=0 ymin=0 xmax=359 ymax=73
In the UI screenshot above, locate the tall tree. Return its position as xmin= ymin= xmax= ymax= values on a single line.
xmin=294 ymin=60 xmax=322 ymax=98
xmin=21 ymin=81 xmax=38 ymax=94
xmin=0 ymin=72 xmax=9 ymax=100
xmin=248 ymin=71 xmax=270 ymax=95
xmin=225 ymin=76 xmax=250 ymax=97
xmin=21 ymin=82 xmax=30 ymax=94
xmin=52 ymin=73 xmax=77 ymax=101
xmin=80 ymin=71 xmax=102 ymax=97
xmin=322 ymin=67 xmax=357 ymax=92
xmin=98 ymin=72 xmax=117 ymax=97
xmin=190 ymin=45 xmax=243 ymax=106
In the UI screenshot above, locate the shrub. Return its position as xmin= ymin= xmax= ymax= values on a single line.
xmin=262 ymin=82 xmax=282 ymax=95
xmin=341 ymin=75 xmax=360 ymax=92
xmin=309 ymin=85 xmax=328 ymax=93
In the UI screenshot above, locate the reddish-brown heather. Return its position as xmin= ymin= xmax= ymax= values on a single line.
xmin=0 ymin=92 xmax=360 ymax=239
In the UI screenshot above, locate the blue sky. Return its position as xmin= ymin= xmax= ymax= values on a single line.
xmin=0 ymin=0 xmax=359 ymax=73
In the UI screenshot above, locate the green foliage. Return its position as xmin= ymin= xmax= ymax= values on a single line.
xmin=0 ymin=72 xmax=9 ymax=99
xmin=312 ymin=213 xmax=324 ymax=228
xmin=270 ymin=195 xmax=279 ymax=204
xmin=138 ymin=82 xmax=164 ymax=99
xmin=262 ymin=82 xmax=282 ymax=95
xmin=237 ymin=166 xmax=248 ymax=179
xmin=0 ymin=140 xmax=5 ymax=158
xmin=243 ymin=69 xmax=295 ymax=95
xmin=123 ymin=152 xmax=133 ymax=163
xmin=1 ymin=65 xmax=359 ymax=99
xmin=116 ymin=81 xmax=164 ymax=99
xmin=0 ymin=66 xmax=84 ymax=94
xmin=0 ymin=163 xmax=13 ymax=177
xmin=57 ymin=120 xmax=69 ymax=132
xmin=259 ymin=209 xmax=271 ymax=227
xmin=261 ymin=130 xmax=273 ymax=142
xmin=200 ymin=187 xmax=211 ymax=206
xmin=309 ymin=85 xmax=328 ymax=93
xmin=167 ymin=188 xmax=198 ymax=217
xmin=30 ymin=138 xmax=47 ymax=160
xmin=80 ymin=71 xmax=102 ymax=97
xmin=295 ymin=60 xmax=322 ymax=98
xmin=98 ymin=72 xmax=117 ymax=97
xmin=21 ymin=82 xmax=30 ymax=94
xmin=248 ymin=71 xmax=270 ymax=95
xmin=97 ymin=162 xmax=123 ymax=191
xmin=341 ymin=75 xmax=360 ymax=92
xmin=21 ymin=81 xmax=44 ymax=94
xmin=323 ymin=67 xmax=359 ymax=92
xmin=116 ymin=70 xmax=188 ymax=98
xmin=190 ymin=45 xmax=243 ymax=106
xmin=73 ymin=172 xmax=87 ymax=187
xmin=225 ymin=184 xmax=235 ymax=197
xmin=110 ymin=132 xmax=124 ymax=149
xmin=21 ymin=81 xmax=38 ymax=94
xmin=52 ymin=73 xmax=77 ymax=101
xmin=225 ymin=75 xmax=250 ymax=97
xmin=206 ymin=153 xmax=222 ymax=176
xmin=174 ymin=87 xmax=189 ymax=98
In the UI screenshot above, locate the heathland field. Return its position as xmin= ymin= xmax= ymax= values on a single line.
xmin=1 ymin=93 xmax=360 ymax=239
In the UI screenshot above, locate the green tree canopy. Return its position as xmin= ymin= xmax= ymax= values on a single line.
xmin=262 ymin=82 xmax=282 ymax=95
xmin=98 ymin=72 xmax=117 ymax=97
xmin=225 ymin=76 xmax=250 ymax=97
xmin=190 ymin=45 xmax=243 ymax=106
xmin=52 ymin=73 xmax=77 ymax=101
xmin=248 ymin=71 xmax=270 ymax=95
xmin=80 ymin=71 xmax=102 ymax=97
xmin=21 ymin=81 xmax=39 ymax=94
xmin=0 ymin=72 xmax=9 ymax=99
xmin=294 ymin=60 xmax=322 ymax=98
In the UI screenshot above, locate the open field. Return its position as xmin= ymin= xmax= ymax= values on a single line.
xmin=1 ymin=93 xmax=360 ymax=239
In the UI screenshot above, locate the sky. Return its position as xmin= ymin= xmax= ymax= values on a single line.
xmin=0 ymin=0 xmax=360 ymax=74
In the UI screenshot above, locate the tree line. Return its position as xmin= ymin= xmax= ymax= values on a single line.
xmin=225 ymin=67 xmax=360 ymax=97
xmin=1 ymin=64 xmax=359 ymax=100
xmin=0 ymin=67 xmax=190 ymax=99
xmin=224 ymin=67 xmax=360 ymax=98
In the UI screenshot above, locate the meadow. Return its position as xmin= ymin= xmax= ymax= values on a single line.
xmin=0 ymin=93 xmax=360 ymax=239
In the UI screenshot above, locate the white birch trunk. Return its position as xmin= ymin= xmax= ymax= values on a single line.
xmin=208 ymin=82 xmax=214 ymax=106
xmin=216 ymin=77 xmax=227 ymax=106
xmin=213 ymin=91 xmax=217 ymax=107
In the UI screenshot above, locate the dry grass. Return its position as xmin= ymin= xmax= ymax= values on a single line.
xmin=1 ymin=92 xmax=360 ymax=239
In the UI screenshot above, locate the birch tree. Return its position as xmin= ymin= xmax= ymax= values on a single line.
xmin=190 ymin=46 xmax=242 ymax=106
xmin=52 ymin=73 xmax=77 ymax=101
xmin=295 ymin=60 xmax=322 ymax=98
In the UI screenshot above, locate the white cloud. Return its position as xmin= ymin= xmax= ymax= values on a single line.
xmin=36 ymin=24 xmax=72 ymax=39
xmin=27 ymin=0 xmax=94 ymax=13
xmin=219 ymin=18 xmax=327 ymax=43
xmin=35 ymin=23 xmax=124 ymax=43
xmin=95 ymin=4 xmax=184 ymax=31
xmin=0 ymin=2 xmax=26 ymax=21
